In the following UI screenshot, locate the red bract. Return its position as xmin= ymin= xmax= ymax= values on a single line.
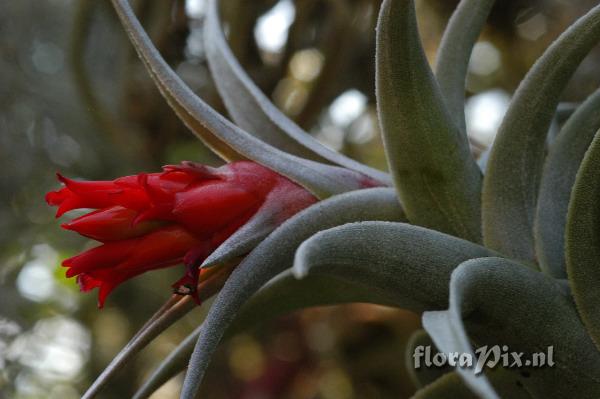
xmin=46 ymin=161 xmax=317 ymax=307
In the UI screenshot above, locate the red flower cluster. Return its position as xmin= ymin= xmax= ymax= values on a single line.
xmin=46 ymin=161 xmax=317 ymax=307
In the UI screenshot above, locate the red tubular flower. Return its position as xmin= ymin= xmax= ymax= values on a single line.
xmin=46 ymin=161 xmax=317 ymax=308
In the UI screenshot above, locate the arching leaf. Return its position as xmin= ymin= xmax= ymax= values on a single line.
xmin=482 ymin=4 xmax=600 ymax=262
xmin=566 ymin=130 xmax=600 ymax=351
xmin=424 ymin=257 xmax=600 ymax=399
xmin=376 ymin=0 xmax=482 ymax=242
xmin=110 ymin=0 xmax=383 ymax=199
xmin=179 ymin=189 xmax=406 ymax=397
xmin=204 ymin=0 xmax=391 ymax=184
xmin=435 ymin=0 xmax=496 ymax=133
xmin=132 ymin=270 xmax=399 ymax=399
xmin=535 ymin=89 xmax=600 ymax=278
xmin=181 ymin=219 xmax=494 ymax=398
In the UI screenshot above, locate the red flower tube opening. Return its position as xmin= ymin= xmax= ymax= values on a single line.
xmin=46 ymin=161 xmax=317 ymax=308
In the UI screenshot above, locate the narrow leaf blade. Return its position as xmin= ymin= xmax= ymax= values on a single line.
xmin=535 ymin=89 xmax=600 ymax=278
xmin=204 ymin=0 xmax=391 ymax=184
xmin=179 ymin=188 xmax=406 ymax=397
xmin=292 ymin=222 xmax=494 ymax=310
xmin=425 ymin=257 xmax=600 ymax=399
xmin=376 ymin=0 xmax=483 ymax=242
xmin=566 ymin=130 xmax=600 ymax=350
xmin=435 ymin=0 xmax=496 ymax=132
xmin=482 ymin=4 xmax=600 ymax=262
xmin=110 ymin=0 xmax=383 ymax=199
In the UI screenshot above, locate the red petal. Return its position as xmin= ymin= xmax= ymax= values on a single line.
xmin=48 ymin=173 xmax=151 ymax=214
xmin=62 ymin=206 xmax=167 ymax=241
xmin=172 ymin=183 xmax=260 ymax=237
xmin=111 ymin=225 xmax=202 ymax=273
xmin=63 ymin=239 xmax=134 ymax=278
xmin=67 ymin=225 xmax=204 ymax=307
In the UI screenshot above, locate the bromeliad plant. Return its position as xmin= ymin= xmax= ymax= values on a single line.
xmin=46 ymin=0 xmax=600 ymax=397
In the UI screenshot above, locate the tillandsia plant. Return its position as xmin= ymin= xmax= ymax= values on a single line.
xmin=43 ymin=0 xmax=600 ymax=397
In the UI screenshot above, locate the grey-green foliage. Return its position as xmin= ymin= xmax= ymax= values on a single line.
xmin=482 ymin=3 xmax=600 ymax=263
xmin=435 ymin=0 xmax=495 ymax=133
xmin=425 ymin=258 xmax=600 ymax=398
xmin=96 ymin=0 xmax=600 ymax=398
xmin=566 ymin=130 xmax=600 ymax=351
xmin=376 ymin=0 xmax=483 ymax=243
xmin=203 ymin=0 xmax=391 ymax=184
xmin=180 ymin=191 xmax=406 ymax=397
xmin=536 ymin=89 xmax=600 ymax=278
xmin=110 ymin=0 xmax=385 ymax=200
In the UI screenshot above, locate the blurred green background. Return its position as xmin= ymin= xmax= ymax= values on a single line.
xmin=1 ymin=0 xmax=599 ymax=397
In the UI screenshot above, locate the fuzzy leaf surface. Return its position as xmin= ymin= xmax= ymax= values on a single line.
xmin=535 ymin=89 xmax=600 ymax=278
xmin=110 ymin=0 xmax=380 ymax=199
xmin=376 ymin=0 xmax=483 ymax=242
xmin=482 ymin=4 xmax=600 ymax=262
xmin=566 ymin=130 xmax=600 ymax=351
xmin=435 ymin=0 xmax=496 ymax=132
xmin=179 ymin=189 xmax=406 ymax=398
xmin=424 ymin=257 xmax=600 ymax=399
xmin=204 ymin=0 xmax=391 ymax=184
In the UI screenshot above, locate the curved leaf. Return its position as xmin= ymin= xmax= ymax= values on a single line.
xmin=133 ymin=270 xmax=400 ymax=398
xmin=110 ymin=0 xmax=383 ymax=199
xmin=133 ymin=323 xmax=201 ymax=399
xmin=482 ymin=4 xmax=600 ymax=262
xmin=424 ymin=257 xmax=600 ymax=399
xmin=81 ymin=261 xmax=237 ymax=399
xmin=143 ymin=216 xmax=494 ymax=398
xmin=292 ymin=222 xmax=494 ymax=312
xmin=566 ymin=130 xmax=600 ymax=350
xmin=179 ymin=188 xmax=405 ymax=397
xmin=81 ymin=297 xmax=196 ymax=399
xmin=204 ymin=0 xmax=391 ymax=184
xmin=535 ymin=89 xmax=600 ymax=278
xmin=435 ymin=0 xmax=496 ymax=133
xmin=375 ymin=0 xmax=483 ymax=243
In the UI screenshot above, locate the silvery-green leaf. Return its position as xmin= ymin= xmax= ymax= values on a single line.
xmin=435 ymin=0 xmax=496 ymax=133
xmin=110 ymin=0 xmax=382 ymax=199
xmin=292 ymin=222 xmax=494 ymax=311
xmin=133 ymin=323 xmax=201 ymax=399
xmin=406 ymin=330 xmax=451 ymax=389
xmin=204 ymin=0 xmax=391 ymax=184
xmin=145 ymin=216 xmax=493 ymax=398
xmin=81 ymin=296 xmax=196 ymax=399
xmin=133 ymin=270 xmax=400 ymax=399
xmin=566 ymin=130 xmax=600 ymax=350
xmin=482 ymin=4 xmax=600 ymax=262
xmin=179 ymin=188 xmax=405 ymax=398
xmin=181 ymin=217 xmax=493 ymax=397
xmin=535 ymin=89 xmax=600 ymax=278
xmin=376 ymin=0 xmax=482 ymax=243
xmin=425 ymin=257 xmax=600 ymax=399
xmin=556 ymin=102 xmax=580 ymax=125
xmin=423 ymin=308 xmax=498 ymax=398
xmin=547 ymin=102 xmax=579 ymax=145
